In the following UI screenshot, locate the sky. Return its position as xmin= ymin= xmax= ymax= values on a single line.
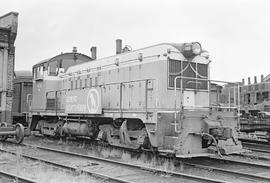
xmin=1 ymin=0 xmax=270 ymax=83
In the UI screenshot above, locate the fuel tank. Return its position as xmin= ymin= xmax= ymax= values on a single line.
xmin=62 ymin=122 xmax=93 ymax=136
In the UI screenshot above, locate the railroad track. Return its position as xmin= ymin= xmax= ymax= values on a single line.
xmin=0 ymin=142 xmax=227 ymax=183
xmin=242 ymin=141 xmax=270 ymax=152
xmin=2 ymin=140 xmax=270 ymax=183
xmin=239 ymin=138 xmax=270 ymax=145
xmin=186 ymin=156 xmax=270 ymax=182
xmin=0 ymin=170 xmax=37 ymax=183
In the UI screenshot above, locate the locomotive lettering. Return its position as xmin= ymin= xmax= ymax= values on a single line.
xmin=65 ymin=88 xmax=101 ymax=114
xmin=87 ymin=88 xmax=100 ymax=113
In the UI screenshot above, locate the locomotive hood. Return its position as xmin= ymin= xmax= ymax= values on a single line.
xmin=64 ymin=42 xmax=209 ymax=77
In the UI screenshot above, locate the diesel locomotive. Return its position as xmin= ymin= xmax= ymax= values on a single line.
xmin=28 ymin=40 xmax=243 ymax=157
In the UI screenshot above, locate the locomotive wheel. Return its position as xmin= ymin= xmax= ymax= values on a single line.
xmin=15 ymin=123 xmax=24 ymax=144
xmin=0 ymin=122 xmax=8 ymax=142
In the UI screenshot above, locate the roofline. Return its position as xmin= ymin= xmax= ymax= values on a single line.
xmin=33 ymin=52 xmax=92 ymax=67
xmin=70 ymin=42 xmax=192 ymax=65
xmin=34 ymin=42 xmax=203 ymax=70
xmin=64 ymin=42 xmax=204 ymax=73
xmin=0 ymin=12 xmax=18 ymax=19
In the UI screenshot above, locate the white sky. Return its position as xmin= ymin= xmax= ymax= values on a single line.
xmin=1 ymin=0 xmax=270 ymax=82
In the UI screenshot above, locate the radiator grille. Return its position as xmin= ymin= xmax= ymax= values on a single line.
xmin=168 ymin=59 xmax=208 ymax=90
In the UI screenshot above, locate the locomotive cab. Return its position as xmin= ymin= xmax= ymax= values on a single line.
xmin=30 ymin=50 xmax=92 ymax=130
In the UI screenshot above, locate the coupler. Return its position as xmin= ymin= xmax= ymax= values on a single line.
xmin=0 ymin=122 xmax=24 ymax=143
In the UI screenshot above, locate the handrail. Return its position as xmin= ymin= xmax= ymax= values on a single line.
xmin=237 ymin=84 xmax=241 ymax=129
xmin=174 ymin=76 xmax=183 ymax=133
xmin=26 ymin=94 xmax=32 ymax=105
xmin=173 ymin=75 xmax=241 ymax=133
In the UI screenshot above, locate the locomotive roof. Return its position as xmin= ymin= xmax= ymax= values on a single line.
xmin=64 ymin=42 xmax=207 ymax=75
xmin=33 ymin=52 xmax=92 ymax=67
xmin=14 ymin=70 xmax=32 ymax=78
xmin=14 ymin=70 xmax=32 ymax=83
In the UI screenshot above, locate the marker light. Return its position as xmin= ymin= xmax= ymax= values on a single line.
xmin=183 ymin=42 xmax=202 ymax=58
xmin=192 ymin=42 xmax=202 ymax=55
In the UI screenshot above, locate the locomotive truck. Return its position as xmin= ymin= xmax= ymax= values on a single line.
xmin=28 ymin=40 xmax=243 ymax=157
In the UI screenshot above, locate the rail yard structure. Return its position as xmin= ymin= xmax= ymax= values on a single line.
xmin=0 ymin=12 xmax=18 ymax=124
xmin=28 ymin=40 xmax=243 ymax=157
xmin=219 ymin=75 xmax=270 ymax=140
xmin=220 ymin=75 xmax=270 ymax=111
xmin=0 ymin=12 xmax=24 ymax=143
xmin=240 ymin=75 xmax=270 ymax=110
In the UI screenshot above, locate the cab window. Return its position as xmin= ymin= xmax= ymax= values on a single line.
xmin=48 ymin=61 xmax=58 ymax=76
xmin=33 ymin=65 xmax=44 ymax=80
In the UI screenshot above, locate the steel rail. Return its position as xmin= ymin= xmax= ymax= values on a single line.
xmin=2 ymin=142 xmax=228 ymax=183
xmin=25 ymin=143 xmax=228 ymax=183
xmin=239 ymin=138 xmax=269 ymax=145
xmin=0 ymin=148 xmax=131 ymax=183
xmin=231 ymin=152 xmax=270 ymax=161
xmin=0 ymin=169 xmax=37 ymax=183
xmin=24 ymin=142 xmax=270 ymax=182
xmin=5 ymin=139 xmax=270 ymax=182
xmin=248 ymin=147 xmax=270 ymax=154
xmin=183 ymin=161 xmax=270 ymax=182
xmin=242 ymin=141 xmax=270 ymax=152
xmin=207 ymin=156 xmax=270 ymax=169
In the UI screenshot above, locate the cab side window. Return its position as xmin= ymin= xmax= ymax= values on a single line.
xmin=48 ymin=61 xmax=58 ymax=76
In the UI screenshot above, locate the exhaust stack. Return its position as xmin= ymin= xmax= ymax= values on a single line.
xmin=91 ymin=46 xmax=97 ymax=60
xmin=254 ymin=76 xmax=257 ymax=84
xmin=261 ymin=75 xmax=264 ymax=82
xmin=72 ymin=46 xmax=77 ymax=53
xmin=116 ymin=39 xmax=122 ymax=54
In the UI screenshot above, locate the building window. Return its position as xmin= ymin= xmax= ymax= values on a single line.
xmin=89 ymin=78 xmax=92 ymax=88
xmin=95 ymin=77 xmax=98 ymax=87
xmin=85 ymin=78 xmax=88 ymax=88
xmin=75 ymin=80 xmax=78 ymax=89
xmin=262 ymin=92 xmax=269 ymax=101
xmin=70 ymin=80 xmax=73 ymax=90
xmin=80 ymin=79 xmax=82 ymax=88
xmin=247 ymin=94 xmax=251 ymax=104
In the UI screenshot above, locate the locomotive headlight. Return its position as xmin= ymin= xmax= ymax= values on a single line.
xmin=183 ymin=42 xmax=202 ymax=58
xmin=192 ymin=42 xmax=202 ymax=55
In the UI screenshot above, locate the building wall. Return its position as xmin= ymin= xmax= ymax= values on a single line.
xmin=0 ymin=12 xmax=18 ymax=124
xmin=240 ymin=82 xmax=270 ymax=106
xmin=219 ymin=75 xmax=270 ymax=111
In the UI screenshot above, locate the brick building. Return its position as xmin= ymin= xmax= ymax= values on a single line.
xmin=241 ymin=75 xmax=270 ymax=106
xmin=0 ymin=12 xmax=18 ymax=124
xmin=218 ymin=74 xmax=270 ymax=111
